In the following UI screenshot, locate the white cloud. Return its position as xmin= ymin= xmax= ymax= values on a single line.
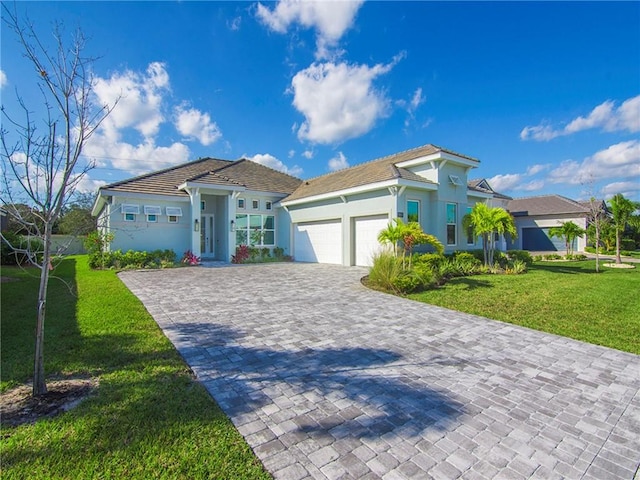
xmin=288 ymin=149 xmax=296 ymax=158
xmin=228 ymin=16 xmax=242 ymax=31
xmin=93 ymin=62 xmax=170 ymax=139
xmin=487 ymin=173 xmax=524 ymax=192
xmin=0 ymin=70 xmax=7 ymax=88
xmin=525 ymin=163 xmax=550 ymax=176
xmin=328 ymin=151 xmax=349 ymax=171
xmin=520 ymin=180 xmax=545 ymax=192
xmin=247 ymin=153 xmax=303 ymax=177
xmin=70 ymin=174 xmax=107 ymax=194
xmin=548 ymin=140 xmax=640 ymax=185
xmin=409 ymin=87 xmax=424 ymax=111
xmin=291 ymin=56 xmax=402 ymax=144
xmin=256 ymin=0 xmax=364 ymax=59
xmin=84 ymin=128 xmax=190 ymax=175
xmin=521 ymin=95 xmax=640 ymax=141
xmin=302 ymin=149 xmax=314 ymax=159
xmin=174 ymin=104 xmax=222 ymax=146
xmin=600 ymin=181 xmax=640 ymax=198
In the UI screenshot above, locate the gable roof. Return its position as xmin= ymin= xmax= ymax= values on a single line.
xmin=468 ymin=178 xmax=512 ymax=200
xmin=99 ymin=157 xmax=302 ymax=197
xmin=507 ymin=195 xmax=590 ymax=217
xmin=283 ymin=144 xmax=477 ymax=203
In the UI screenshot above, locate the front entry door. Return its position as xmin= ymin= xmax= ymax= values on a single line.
xmin=200 ymin=214 xmax=215 ymax=257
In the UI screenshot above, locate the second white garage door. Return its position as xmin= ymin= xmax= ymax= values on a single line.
xmin=294 ymin=220 xmax=342 ymax=264
xmin=354 ymin=215 xmax=389 ymax=267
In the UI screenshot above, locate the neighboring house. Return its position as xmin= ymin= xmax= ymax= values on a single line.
xmin=92 ymin=143 xmax=511 ymax=266
xmin=507 ymin=195 xmax=591 ymax=252
xmin=0 ymin=207 xmax=7 ymax=233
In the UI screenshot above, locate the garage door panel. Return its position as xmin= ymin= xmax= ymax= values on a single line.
xmin=355 ymin=215 xmax=389 ymax=267
xmin=294 ymin=220 xmax=342 ymax=264
xmin=522 ymin=227 xmax=573 ymax=252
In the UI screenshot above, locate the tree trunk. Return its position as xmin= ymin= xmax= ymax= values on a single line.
xmin=615 ymin=231 xmax=621 ymax=264
xmin=33 ymin=223 xmax=52 ymax=396
xmin=595 ymin=224 xmax=600 ymax=273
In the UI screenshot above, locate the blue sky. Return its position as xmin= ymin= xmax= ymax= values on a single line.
xmin=1 ymin=1 xmax=639 ymax=201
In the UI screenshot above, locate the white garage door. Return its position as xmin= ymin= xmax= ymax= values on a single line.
xmin=354 ymin=215 xmax=389 ymax=267
xmin=294 ymin=220 xmax=342 ymax=264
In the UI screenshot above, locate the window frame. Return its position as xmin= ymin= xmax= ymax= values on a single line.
xmin=235 ymin=213 xmax=275 ymax=247
xmin=237 ymin=198 xmax=245 ymax=209
xmin=407 ymin=199 xmax=420 ymax=223
xmin=124 ymin=213 xmax=136 ymax=222
xmin=252 ymin=199 xmax=260 ymax=210
xmin=167 ymin=215 xmax=179 ymax=223
xmin=265 ymin=201 xmax=272 ymax=211
xmin=146 ymin=214 xmax=158 ymax=223
xmin=446 ymin=203 xmax=457 ymax=246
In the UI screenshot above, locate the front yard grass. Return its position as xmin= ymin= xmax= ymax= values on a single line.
xmin=408 ymin=260 xmax=640 ymax=355
xmin=0 ymin=256 xmax=270 ymax=479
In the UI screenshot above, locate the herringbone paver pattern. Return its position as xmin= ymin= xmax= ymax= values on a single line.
xmin=120 ymin=263 xmax=640 ymax=479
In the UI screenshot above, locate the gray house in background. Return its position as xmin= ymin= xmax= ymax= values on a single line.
xmin=507 ymin=195 xmax=591 ymax=252
xmin=91 ymin=143 xmax=519 ymax=265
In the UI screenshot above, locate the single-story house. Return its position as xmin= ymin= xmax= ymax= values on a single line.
xmin=506 ymin=195 xmax=592 ymax=252
xmin=92 ymin=143 xmax=513 ymax=266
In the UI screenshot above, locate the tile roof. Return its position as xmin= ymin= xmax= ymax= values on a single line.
xmin=99 ymin=158 xmax=302 ymax=197
xmin=283 ymin=144 xmax=476 ymax=202
xmin=468 ymin=178 xmax=512 ymax=200
xmin=507 ymin=195 xmax=590 ymax=216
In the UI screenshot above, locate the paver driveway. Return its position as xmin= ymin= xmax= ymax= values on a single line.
xmin=119 ymin=263 xmax=640 ymax=480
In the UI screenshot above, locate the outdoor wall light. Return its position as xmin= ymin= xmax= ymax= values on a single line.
xmin=230 ymin=219 xmax=235 ymax=232
xmin=194 ymin=219 xmax=199 ymax=232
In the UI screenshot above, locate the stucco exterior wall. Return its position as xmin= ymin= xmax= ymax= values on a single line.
xmin=105 ymin=197 xmax=192 ymax=255
xmin=512 ymin=214 xmax=588 ymax=251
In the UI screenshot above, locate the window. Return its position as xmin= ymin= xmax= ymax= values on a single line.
xmin=168 ymin=215 xmax=179 ymax=223
xmin=446 ymin=203 xmax=457 ymax=245
xmin=407 ymin=200 xmax=420 ymax=223
xmin=252 ymin=199 xmax=259 ymax=209
xmin=266 ymin=201 xmax=272 ymax=210
xmin=466 ymin=207 xmax=474 ymax=245
xmin=201 ymin=201 xmax=206 ymax=211
xmin=238 ymin=198 xmax=245 ymax=209
xmin=121 ymin=204 xmax=139 ymax=222
xmin=235 ymin=214 xmax=275 ymax=246
xmin=147 ymin=214 xmax=158 ymax=223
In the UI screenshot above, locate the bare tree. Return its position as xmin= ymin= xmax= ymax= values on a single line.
xmin=0 ymin=5 xmax=116 ymax=396
xmin=587 ymin=197 xmax=606 ymax=273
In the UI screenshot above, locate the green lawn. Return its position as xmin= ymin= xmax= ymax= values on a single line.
xmin=409 ymin=260 xmax=640 ymax=355
xmin=0 ymin=256 xmax=270 ymax=479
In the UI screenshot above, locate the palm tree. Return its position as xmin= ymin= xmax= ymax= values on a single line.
xmin=549 ymin=221 xmax=586 ymax=256
xmin=463 ymin=203 xmax=517 ymax=266
xmin=378 ymin=218 xmax=405 ymax=257
xmin=609 ymin=193 xmax=640 ymax=264
xmin=378 ymin=218 xmax=443 ymax=268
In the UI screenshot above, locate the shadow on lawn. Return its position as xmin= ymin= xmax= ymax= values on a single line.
xmin=163 ymin=322 xmax=465 ymax=439
xmin=446 ymin=277 xmax=493 ymax=290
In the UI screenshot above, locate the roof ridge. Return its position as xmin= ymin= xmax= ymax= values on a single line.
xmin=100 ymin=157 xmax=232 ymax=189
xmin=187 ymin=170 xmax=245 ymax=186
xmin=510 ymin=193 xmax=561 ymax=201
xmin=300 ymin=143 xmax=440 ymax=184
xmin=220 ymin=158 xmax=304 ymax=182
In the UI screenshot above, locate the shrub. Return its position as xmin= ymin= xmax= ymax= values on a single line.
xmin=273 ymin=247 xmax=285 ymax=258
xmin=231 ymin=245 xmax=250 ymax=264
xmin=543 ymin=253 xmax=563 ymax=260
xmin=507 ymin=250 xmax=533 ymax=266
xmin=368 ymin=251 xmax=402 ymax=292
xmin=506 ymin=259 xmax=528 ymax=274
xmin=1 ymin=232 xmax=45 ymax=265
xmin=533 ymin=255 xmax=543 ymax=262
xmin=621 ymin=238 xmax=636 ymax=251
xmin=566 ymin=253 xmax=587 ymax=261
xmin=181 ymin=250 xmax=200 ymax=266
xmin=260 ymin=247 xmax=270 ymax=258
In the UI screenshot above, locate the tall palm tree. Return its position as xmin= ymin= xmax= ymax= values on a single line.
xmin=463 ymin=203 xmax=517 ymax=266
xmin=609 ymin=193 xmax=640 ymax=264
xmin=549 ymin=221 xmax=586 ymax=256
